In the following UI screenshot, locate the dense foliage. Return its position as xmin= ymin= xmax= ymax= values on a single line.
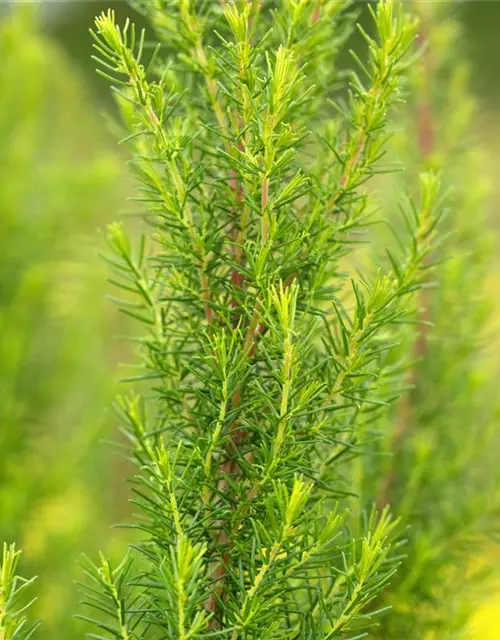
xmin=1 ymin=2 xmax=498 ymax=639
xmin=83 ymin=1 xmax=441 ymax=637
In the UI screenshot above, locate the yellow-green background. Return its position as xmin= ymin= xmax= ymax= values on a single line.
xmin=0 ymin=1 xmax=499 ymax=637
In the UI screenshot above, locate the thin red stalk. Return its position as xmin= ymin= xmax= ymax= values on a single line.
xmin=415 ymin=24 xmax=435 ymax=152
xmin=206 ymin=62 xmax=261 ymax=638
xmin=230 ymin=136 xmax=246 ymax=327
xmin=205 ymin=319 xmax=262 ymax=625
xmin=206 ymin=175 xmax=270 ymax=625
xmin=205 ymin=3 xmax=278 ymax=623
xmin=312 ymin=4 xmax=321 ymax=25
xmin=378 ymin=19 xmax=433 ymax=508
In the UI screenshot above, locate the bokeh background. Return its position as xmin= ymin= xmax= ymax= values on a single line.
xmin=0 ymin=1 xmax=499 ymax=638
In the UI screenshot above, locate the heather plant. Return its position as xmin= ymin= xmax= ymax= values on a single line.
xmin=78 ymin=1 xmax=445 ymax=637
xmin=2 ymin=1 xmax=499 ymax=639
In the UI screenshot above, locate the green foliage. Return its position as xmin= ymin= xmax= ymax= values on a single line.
xmin=2 ymin=1 xmax=498 ymax=639
xmin=79 ymin=2 xmax=454 ymax=637
xmin=0 ymin=543 xmax=40 ymax=640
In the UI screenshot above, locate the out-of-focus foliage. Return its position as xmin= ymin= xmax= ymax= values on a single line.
xmin=359 ymin=3 xmax=500 ymax=638
xmin=471 ymin=566 xmax=500 ymax=640
xmin=0 ymin=7 xmax=129 ymax=638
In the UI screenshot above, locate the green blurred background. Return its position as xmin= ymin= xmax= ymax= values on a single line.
xmin=0 ymin=1 xmax=499 ymax=638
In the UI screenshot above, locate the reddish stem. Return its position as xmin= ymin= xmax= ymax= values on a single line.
xmin=312 ymin=4 xmax=321 ymax=25
xmin=416 ymin=32 xmax=434 ymax=157
xmin=378 ymin=18 xmax=433 ymax=509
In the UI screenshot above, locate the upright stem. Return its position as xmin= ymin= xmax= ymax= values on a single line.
xmin=206 ymin=180 xmax=273 ymax=630
xmin=378 ymin=12 xmax=433 ymax=508
xmin=204 ymin=34 xmax=266 ymax=627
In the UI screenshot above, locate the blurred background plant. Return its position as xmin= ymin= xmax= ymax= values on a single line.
xmin=0 ymin=5 xmax=133 ymax=638
xmin=357 ymin=3 xmax=500 ymax=637
xmin=0 ymin=1 xmax=499 ymax=638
